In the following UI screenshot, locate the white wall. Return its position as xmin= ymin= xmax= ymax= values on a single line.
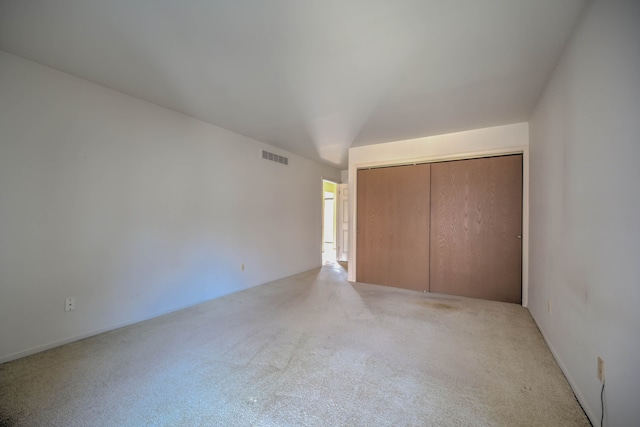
xmin=528 ymin=0 xmax=640 ymax=424
xmin=347 ymin=123 xmax=529 ymax=293
xmin=0 ymin=51 xmax=340 ymax=363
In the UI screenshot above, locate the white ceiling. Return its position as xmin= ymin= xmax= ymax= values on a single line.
xmin=0 ymin=0 xmax=587 ymax=168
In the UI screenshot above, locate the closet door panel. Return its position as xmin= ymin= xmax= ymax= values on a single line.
xmin=357 ymin=164 xmax=430 ymax=291
xmin=430 ymin=155 xmax=522 ymax=303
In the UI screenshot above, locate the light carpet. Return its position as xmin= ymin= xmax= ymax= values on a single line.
xmin=0 ymin=263 xmax=589 ymax=426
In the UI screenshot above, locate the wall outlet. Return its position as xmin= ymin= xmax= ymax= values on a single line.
xmin=547 ymin=299 xmax=551 ymax=315
xmin=65 ymin=297 xmax=75 ymax=312
xmin=597 ymin=357 xmax=605 ymax=383
xmin=241 ymin=263 xmax=245 ymax=272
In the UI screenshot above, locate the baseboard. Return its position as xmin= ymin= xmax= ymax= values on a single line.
xmin=528 ymin=309 xmax=598 ymax=425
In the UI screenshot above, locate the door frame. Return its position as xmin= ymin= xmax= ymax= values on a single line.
xmin=347 ymin=145 xmax=530 ymax=306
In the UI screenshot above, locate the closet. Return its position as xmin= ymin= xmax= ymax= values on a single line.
xmin=356 ymin=163 xmax=431 ymax=291
xmin=356 ymin=154 xmax=522 ymax=304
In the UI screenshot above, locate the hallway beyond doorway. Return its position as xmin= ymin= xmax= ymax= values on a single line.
xmin=322 ymin=242 xmax=336 ymax=264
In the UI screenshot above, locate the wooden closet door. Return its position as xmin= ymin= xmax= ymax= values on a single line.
xmin=356 ymin=164 xmax=430 ymax=291
xmin=430 ymin=155 xmax=522 ymax=303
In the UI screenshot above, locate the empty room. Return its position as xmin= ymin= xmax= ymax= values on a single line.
xmin=1 ymin=0 xmax=639 ymax=426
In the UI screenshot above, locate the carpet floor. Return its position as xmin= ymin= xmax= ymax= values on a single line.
xmin=0 ymin=262 xmax=589 ymax=426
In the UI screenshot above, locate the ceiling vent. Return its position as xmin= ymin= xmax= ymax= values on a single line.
xmin=261 ymin=150 xmax=288 ymax=165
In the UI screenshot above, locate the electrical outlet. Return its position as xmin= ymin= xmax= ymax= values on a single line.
xmin=547 ymin=299 xmax=551 ymax=315
xmin=65 ymin=298 xmax=75 ymax=312
xmin=241 ymin=263 xmax=245 ymax=272
xmin=597 ymin=357 xmax=605 ymax=383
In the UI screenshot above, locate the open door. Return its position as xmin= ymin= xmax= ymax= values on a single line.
xmin=336 ymin=183 xmax=349 ymax=262
xmin=322 ymin=180 xmax=337 ymax=263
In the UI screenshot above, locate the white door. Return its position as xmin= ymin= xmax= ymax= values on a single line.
xmin=336 ymin=184 xmax=349 ymax=261
xmin=323 ymin=192 xmax=335 ymax=243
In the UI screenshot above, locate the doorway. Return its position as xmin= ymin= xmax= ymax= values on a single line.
xmin=322 ymin=180 xmax=337 ymax=264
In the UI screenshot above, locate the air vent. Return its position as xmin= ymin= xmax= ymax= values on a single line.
xmin=261 ymin=150 xmax=288 ymax=165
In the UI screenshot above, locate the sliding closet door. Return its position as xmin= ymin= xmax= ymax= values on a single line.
xmin=357 ymin=164 xmax=430 ymax=291
xmin=430 ymin=155 xmax=522 ymax=303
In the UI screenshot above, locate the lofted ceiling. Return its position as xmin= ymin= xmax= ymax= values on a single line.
xmin=0 ymin=0 xmax=588 ymax=168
